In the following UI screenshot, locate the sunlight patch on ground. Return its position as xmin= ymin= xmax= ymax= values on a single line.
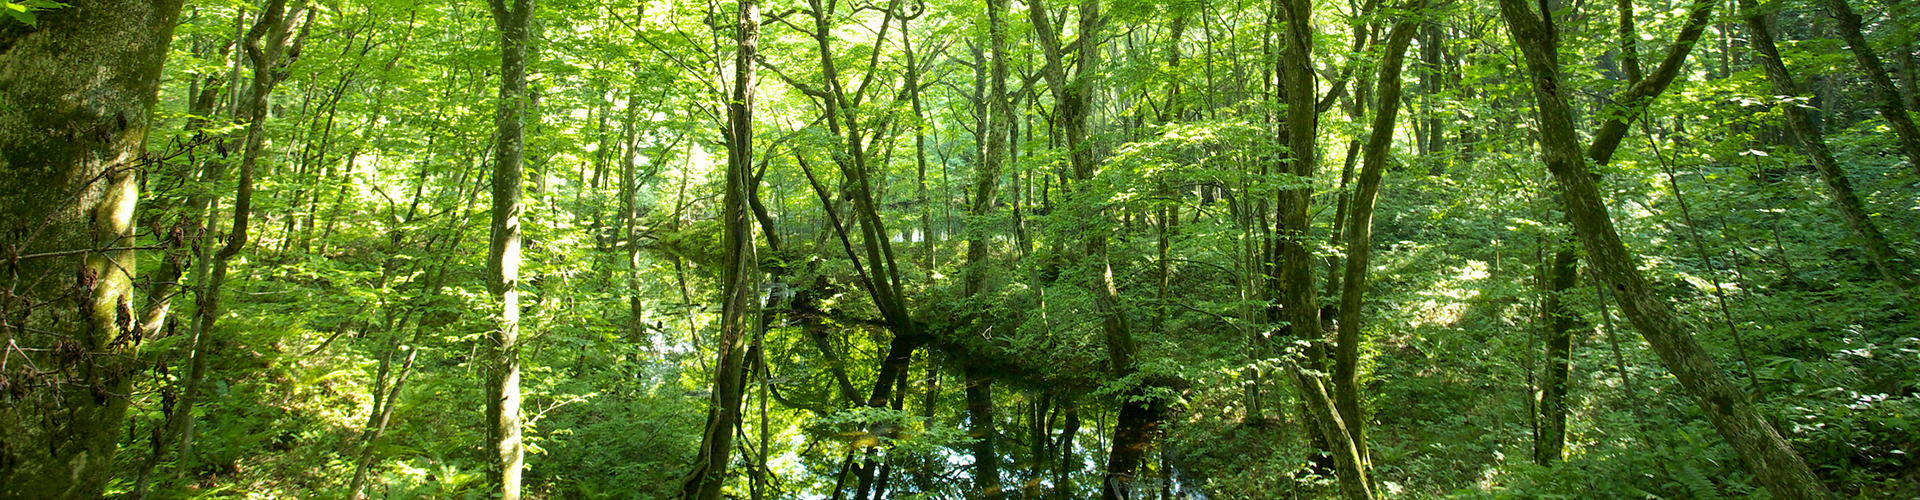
xmin=1407 ymin=260 xmax=1490 ymax=328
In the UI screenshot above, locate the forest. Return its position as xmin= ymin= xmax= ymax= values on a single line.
xmin=1 ymin=0 xmax=1918 ymax=495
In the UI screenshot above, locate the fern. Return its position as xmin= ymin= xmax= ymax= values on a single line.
xmin=1672 ymin=462 xmax=1723 ymax=500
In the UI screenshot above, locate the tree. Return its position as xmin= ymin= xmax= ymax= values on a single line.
xmin=1332 ymin=0 xmax=1426 ymax=472
xmin=1497 ymin=0 xmax=1832 ymax=496
xmin=484 ymin=0 xmax=534 ymax=494
xmin=1741 ymin=0 xmax=1920 ymax=303
xmin=1819 ymin=0 xmax=1920 ymax=178
xmin=680 ymin=0 xmax=758 ymax=497
xmin=1269 ymin=0 xmax=1372 ymax=495
xmin=174 ymin=0 xmax=309 ymax=478
xmin=0 ymin=0 xmax=184 ymax=496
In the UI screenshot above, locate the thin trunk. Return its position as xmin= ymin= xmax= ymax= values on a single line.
xmin=1648 ymin=133 xmax=1760 ymax=390
xmin=1741 ymin=0 xmax=1920 ymax=302
xmin=347 ymin=332 xmax=423 ymax=498
xmin=680 ymin=0 xmax=758 ymax=498
xmin=1819 ymin=0 xmax=1920 ymax=178
xmin=134 ymin=37 xmax=231 ymax=500
xmin=484 ymin=0 xmax=533 ymax=495
xmin=179 ymin=1 xmax=308 ymax=478
xmin=1333 ymin=10 xmax=1424 ymax=469
xmin=907 ymin=18 xmax=934 ymax=267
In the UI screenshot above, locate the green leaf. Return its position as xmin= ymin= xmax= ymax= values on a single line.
xmin=4 ymin=6 xmax=35 ymax=26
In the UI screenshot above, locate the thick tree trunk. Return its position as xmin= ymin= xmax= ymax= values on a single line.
xmin=1333 ymin=11 xmax=1423 ymax=469
xmin=1271 ymin=0 xmax=1372 ymax=497
xmin=680 ymin=0 xmax=757 ymax=498
xmin=0 ymin=0 xmax=183 ymax=496
xmin=1497 ymin=0 xmax=1832 ymax=497
xmin=484 ymin=0 xmax=533 ymax=496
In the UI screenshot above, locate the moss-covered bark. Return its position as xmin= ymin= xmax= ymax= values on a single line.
xmin=0 ymin=0 xmax=183 ymax=497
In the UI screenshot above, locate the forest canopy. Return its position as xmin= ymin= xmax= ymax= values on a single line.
xmin=1 ymin=0 xmax=1917 ymax=497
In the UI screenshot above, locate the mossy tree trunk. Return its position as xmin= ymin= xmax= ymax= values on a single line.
xmin=0 ymin=0 xmax=184 ymax=496
xmin=680 ymin=0 xmax=757 ymax=498
xmin=1497 ymin=0 xmax=1832 ymax=496
xmin=1333 ymin=6 xmax=1424 ymax=470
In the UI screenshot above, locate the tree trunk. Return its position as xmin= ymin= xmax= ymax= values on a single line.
xmin=133 ymin=35 xmax=230 ymax=500
xmin=0 ymin=0 xmax=182 ymax=496
xmin=1333 ymin=10 xmax=1423 ymax=470
xmin=1419 ymin=21 xmax=1445 ymax=174
xmin=176 ymin=0 xmax=307 ymax=479
xmin=1272 ymin=0 xmax=1373 ymax=497
xmin=1820 ymin=0 xmax=1920 ymax=177
xmin=964 ymin=364 xmax=1002 ymax=500
xmin=484 ymin=0 xmax=533 ymax=495
xmin=680 ymin=0 xmax=758 ymax=498
xmin=1533 ymin=248 xmax=1580 ymax=465
xmin=966 ymin=0 xmax=1010 ymax=300
xmin=1496 ymin=0 xmax=1833 ymax=497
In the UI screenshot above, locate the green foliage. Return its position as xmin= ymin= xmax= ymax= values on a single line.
xmin=79 ymin=0 xmax=1920 ymax=497
xmin=1 ymin=0 xmax=66 ymax=25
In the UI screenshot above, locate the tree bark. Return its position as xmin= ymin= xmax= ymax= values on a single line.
xmin=1497 ymin=0 xmax=1833 ymax=497
xmin=0 ymin=0 xmax=182 ymax=496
